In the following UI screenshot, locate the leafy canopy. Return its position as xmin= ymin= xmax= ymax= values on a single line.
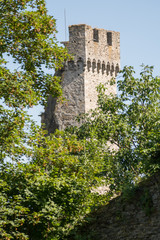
xmin=76 ymin=65 xmax=160 ymax=191
xmin=1 ymin=1 xmax=159 ymax=238
xmin=0 ymin=0 xmax=69 ymax=162
xmin=0 ymin=1 xmax=107 ymax=239
xmin=0 ymin=130 xmax=107 ymax=240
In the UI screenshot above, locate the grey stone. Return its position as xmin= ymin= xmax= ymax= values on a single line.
xmin=42 ymin=24 xmax=120 ymax=133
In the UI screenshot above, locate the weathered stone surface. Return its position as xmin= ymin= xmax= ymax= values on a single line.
xmin=74 ymin=173 xmax=160 ymax=240
xmin=42 ymin=24 xmax=120 ymax=133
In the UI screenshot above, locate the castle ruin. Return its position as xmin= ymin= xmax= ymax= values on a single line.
xmin=42 ymin=24 xmax=120 ymax=133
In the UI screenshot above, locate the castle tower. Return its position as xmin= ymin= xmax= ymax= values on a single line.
xmin=42 ymin=24 xmax=120 ymax=133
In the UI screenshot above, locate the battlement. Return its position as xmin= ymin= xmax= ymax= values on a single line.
xmin=64 ymin=58 xmax=119 ymax=77
xmin=68 ymin=24 xmax=119 ymax=44
xmin=62 ymin=24 xmax=120 ymax=72
xmin=62 ymin=24 xmax=120 ymax=78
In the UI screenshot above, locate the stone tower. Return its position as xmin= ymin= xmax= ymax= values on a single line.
xmin=42 ymin=24 xmax=120 ymax=133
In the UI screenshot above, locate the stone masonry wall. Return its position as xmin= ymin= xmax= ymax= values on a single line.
xmin=42 ymin=24 xmax=120 ymax=132
xmin=75 ymin=173 xmax=160 ymax=240
xmin=84 ymin=25 xmax=120 ymax=112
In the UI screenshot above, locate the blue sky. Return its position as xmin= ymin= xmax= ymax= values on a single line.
xmin=46 ymin=0 xmax=160 ymax=74
xmin=30 ymin=0 xmax=160 ymax=123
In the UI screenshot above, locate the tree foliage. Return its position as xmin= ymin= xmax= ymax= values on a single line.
xmin=0 ymin=1 xmax=106 ymax=239
xmin=0 ymin=2 xmax=160 ymax=239
xmin=0 ymin=0 xmax=69 ymax=162
xmin=0 ymin=130 xmax=106 ymax=239
xmin=76 ymin=65 xmax=160 ymax=191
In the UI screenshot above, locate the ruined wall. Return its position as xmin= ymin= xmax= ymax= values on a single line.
xmin=42 ymin=24 xmax=120 ymax=133
xmin=74 ymin=173 xmax=160 ymax=240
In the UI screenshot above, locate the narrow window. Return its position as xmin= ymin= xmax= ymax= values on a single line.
xmin=107 ymin=62 xmax=110 ymax=75
xmin=87 ymin=59 xmax=91 ymax=72
xmin=68 ymin=60 xmax=75 ymax=70
xmin=93 ymin=29 xmax=99 ymax=42
xmin=97 ymin=60 xmax=101 ymax=73
xmin=102 ymin=62 xmax=105 ymax=74
xmin=111 ymin=64 xmax=114 ymax=76
xmin=77 ymin=58 xmax=83 ymax=70
xmin=107 ymin=32 xmax=112 ymax=46
xmin=115 ymin=64 xmax=120 ymax=76
xmin=92 ymin=59 xmax=96 ymax=73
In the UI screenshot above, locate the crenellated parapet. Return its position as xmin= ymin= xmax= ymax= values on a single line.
xmin=65 ymin=58 xmax=120 ymax=77
xmin=66 ymin=57 xmax=84 ymax=71
xmin=87 ymin=59 xmax=120 ymax=76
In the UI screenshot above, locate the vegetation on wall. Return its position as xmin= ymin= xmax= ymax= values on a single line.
xmin=0 ymin=0 xmax=160 ymax=239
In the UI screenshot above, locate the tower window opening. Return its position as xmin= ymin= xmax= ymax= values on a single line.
xmin=87 ymin=59 xmax=91 ymax=72
xmin=107 ymin=32 xmax=112 ymax=46
xmin=92 ymin=59 xmax=96 ymax=73
xmin=93 ymin=29 xmax=99 ymax=42
xmin=107 ymin=62 xmax=110 ymax=75
xmin=102 ymin=62 xmax=105 ymax=74
xmin=68 ymin=60 xmax=75 ymax=70
xmin=115 ymin=64 xmax=120 ymax=76
xmin=77 ymin=58 xmax=84 ymax=70
xmin=97 ymin=61 xmax=101 ymax=73
xmin=111 ymin=64 xmax=114 ymax=76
